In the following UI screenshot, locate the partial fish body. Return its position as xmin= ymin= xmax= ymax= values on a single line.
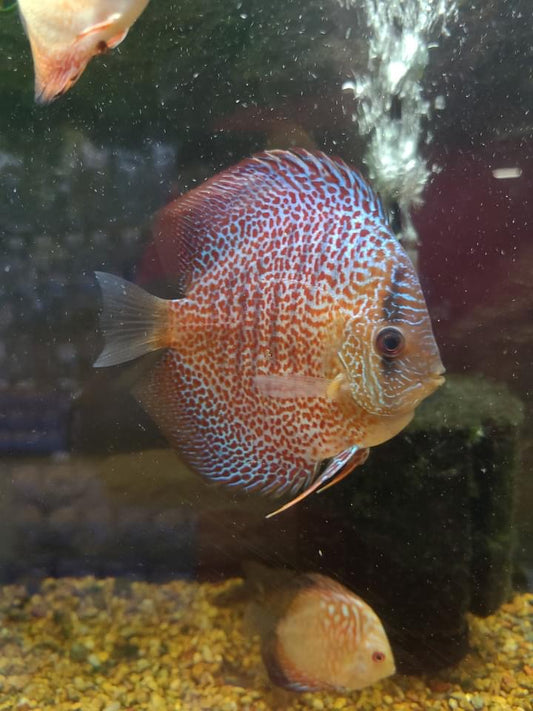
xmin=244 ymin=565 xmax=395 ymax=692
xmin=95 ymin=149 xmax=444 ymax=514
xmin=18 ymin=0 xmax=150 ymax=103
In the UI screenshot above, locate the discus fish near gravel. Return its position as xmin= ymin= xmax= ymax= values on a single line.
xmin=94 ymin=149 xmax=444 ymax=515
xmin=18 ymin=0 xmax=150 ymax=103
xmin=245 ymin=567 xmax=395 ymax=692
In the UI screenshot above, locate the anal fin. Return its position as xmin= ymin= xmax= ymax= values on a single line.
xmin=266 ymin=446 xmax=369 ymax=518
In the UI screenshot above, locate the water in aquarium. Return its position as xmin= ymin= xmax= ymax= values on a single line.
xmin=0 ymin=0 xmax=531 ymax=709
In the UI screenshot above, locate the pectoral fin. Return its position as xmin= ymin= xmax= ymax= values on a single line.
xmin=253 ymin=374 xmax=330 ymax=399
xmin=76 ymin=14 xmax=121 ymax=40
xmin=266 ymin=446 xmax=369 ymax=518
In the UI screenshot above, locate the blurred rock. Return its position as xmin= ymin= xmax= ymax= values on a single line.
xmin=0 ymin=453 xmax=194 ymax=584
xmin=0 ymin=390 xmax=71 ymax=454
xmin=69 ymin=371 xmax=167 ymax=455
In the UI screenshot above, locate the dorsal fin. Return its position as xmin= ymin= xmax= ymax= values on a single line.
xmin=150 ymin=149 xmax=386 ymax=294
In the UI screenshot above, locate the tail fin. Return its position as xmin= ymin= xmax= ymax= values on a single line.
xmin=94 ymin=271 xmax=170 ymax=368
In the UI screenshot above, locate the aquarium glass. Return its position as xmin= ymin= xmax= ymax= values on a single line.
xmin=0 ymin=0 xmax=531 ymax=709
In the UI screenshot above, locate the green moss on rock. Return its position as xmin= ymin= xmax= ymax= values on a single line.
xmin=410 ymin=374 xmax=524 ymax=432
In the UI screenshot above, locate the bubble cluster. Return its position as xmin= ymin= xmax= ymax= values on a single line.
xmin=340 ymin=0 xmax=457 ymax=259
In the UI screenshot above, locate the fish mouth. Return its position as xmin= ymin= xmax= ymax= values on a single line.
xmin=429 ymin=366 xmax=446 ymax=389
xmin=430 ymin=373 xmax=446 ymax=388
xmin=400 ymin=370 xmax=445 ymax=412
xmin=420 ymin=370 xmax=446 ymax=394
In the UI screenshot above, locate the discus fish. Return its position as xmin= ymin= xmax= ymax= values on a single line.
xmin=18 ymin=0 xmax=150 ymax=103
xmin=244 ymin=565 xmax=395 ymax=692
xmin=94 ymin=149 xmax=444 ymax=515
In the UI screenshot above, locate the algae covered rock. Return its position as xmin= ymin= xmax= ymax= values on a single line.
xmin=354 ymin=373 xmax=524 ymax=610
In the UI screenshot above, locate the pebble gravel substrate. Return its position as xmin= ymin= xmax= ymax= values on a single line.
xmin=0 ymin=577 xmax=531 ymax=711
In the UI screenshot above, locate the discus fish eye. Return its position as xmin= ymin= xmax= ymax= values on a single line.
xmin=374 ymin=327 xmax=405 ymax=359
xmin=372 ymin=651 xmax=386 ymax=663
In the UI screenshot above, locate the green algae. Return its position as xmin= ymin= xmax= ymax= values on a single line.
xmin=410 ymin=374 xmax=524 ymax=433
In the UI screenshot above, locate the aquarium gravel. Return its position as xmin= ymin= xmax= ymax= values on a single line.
xmin=0 ymin=577 xmax=531 ymax=711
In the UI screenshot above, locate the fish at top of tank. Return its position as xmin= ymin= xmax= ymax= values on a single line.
xmin=17 ymin=0 xmax=150 ymax=103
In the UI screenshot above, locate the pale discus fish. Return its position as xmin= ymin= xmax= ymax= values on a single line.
xmin=18 ymin=0 xmax=150 ymax=103
xmin=244 ymin=566 xmax=395 ymax=692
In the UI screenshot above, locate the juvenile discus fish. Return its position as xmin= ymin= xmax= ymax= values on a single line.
xmin=18 ymin=0 xmax=150 ymax=103
xmin=94 ymin=149 xmax=444 ymax=515
xmin=244 ymin=566 xmax=395 ymax=692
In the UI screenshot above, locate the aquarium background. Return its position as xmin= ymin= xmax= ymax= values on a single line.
xmin=0 ymin=0 xmax=532 ymax=709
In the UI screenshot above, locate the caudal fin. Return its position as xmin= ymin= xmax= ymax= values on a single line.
xmin=94 ymin=271 xmax=170 ymax=367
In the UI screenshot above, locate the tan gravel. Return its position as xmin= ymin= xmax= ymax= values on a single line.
xmin=0 ymin=577 xmax=531 ymax=711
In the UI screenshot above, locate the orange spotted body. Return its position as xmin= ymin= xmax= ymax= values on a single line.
xmin=95 ymin=150 xmax=444 ymax=513
xmin=154 ymin=259 xmax=402 ymax=487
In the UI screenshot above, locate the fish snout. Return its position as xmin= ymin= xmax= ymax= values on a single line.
xmin=429 ymin=361 xmax=446 ymax=388
xmin=418 ymin=366 xmax=446 ymax=400
xmin=431 ymin=373 xmax=446 ymax=388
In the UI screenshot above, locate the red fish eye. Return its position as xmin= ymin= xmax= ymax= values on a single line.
xmin=375 ymin=327 xmax=405 ymax=358
xmin=372 ymin=651 xmax=386 ymax=663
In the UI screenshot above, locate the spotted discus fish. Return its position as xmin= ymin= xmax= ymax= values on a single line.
xmin=244 ymin=566 xmax=395 ymax=692
xmin=94 ymin=149 xmax=444 ymax=516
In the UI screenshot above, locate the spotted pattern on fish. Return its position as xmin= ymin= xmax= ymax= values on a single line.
xmin=96 ymin=149 xmax=443 ymax=502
